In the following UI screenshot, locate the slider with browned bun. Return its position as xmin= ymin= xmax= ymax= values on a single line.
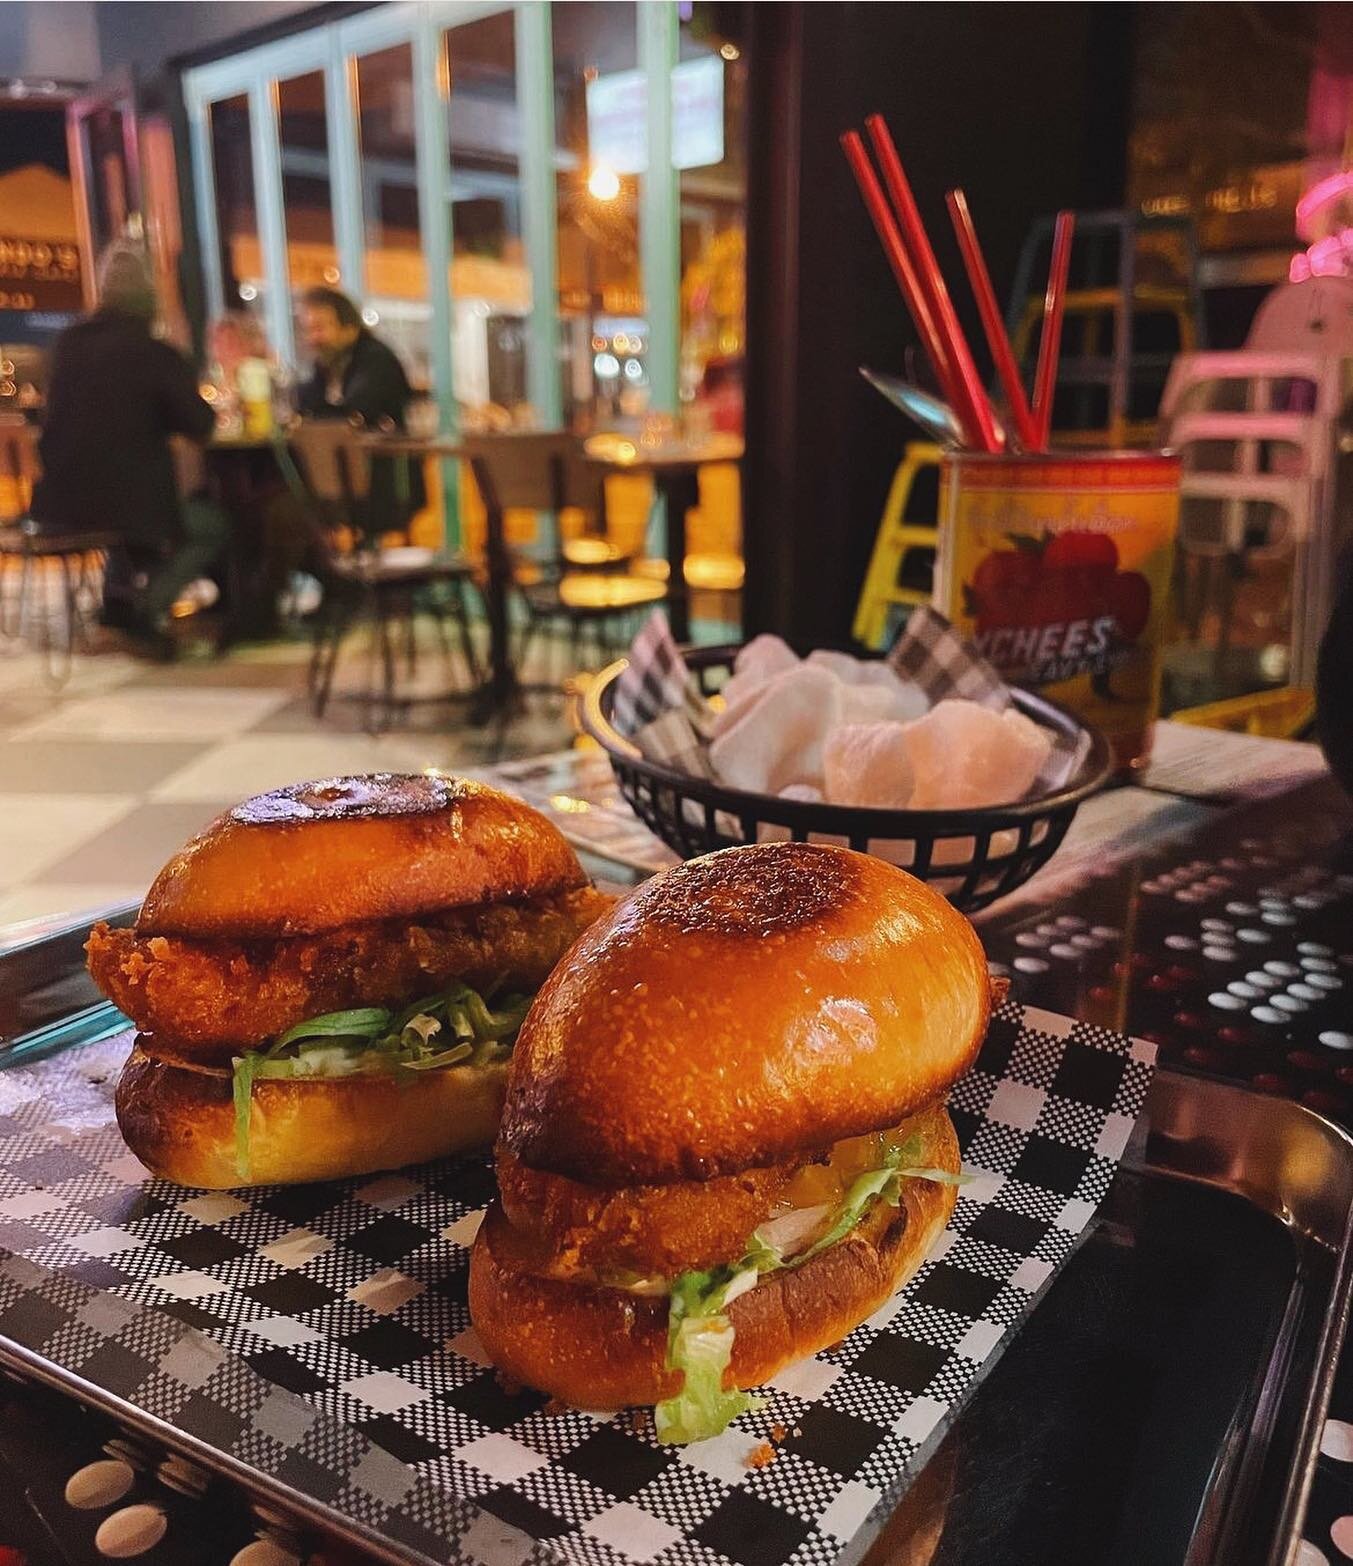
xmin=86 ymin=774 xmax=612 ymax=1189
xmin=469 ymin=840 xmax=996 ymax=1442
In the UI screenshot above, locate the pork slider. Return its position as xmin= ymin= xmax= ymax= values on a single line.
xmin=469 ymin=841 xmax=993 ymax=1441
xmin=87 ymin=774 xmax=611 ymax=1187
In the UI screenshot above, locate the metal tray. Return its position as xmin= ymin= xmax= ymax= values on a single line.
xmin=0 ymin=937 xmax=1350 ymax=1566
xmin=857 ymin=1071 xmax=1353 ymax=1566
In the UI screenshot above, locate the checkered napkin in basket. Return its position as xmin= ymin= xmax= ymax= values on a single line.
xmin=0 ymin=1004 xmax=1153 ymax=1566
xmin=611 ymin=608 xmax=1089 ymax=795
xmin=609 ymin=613 xmax=718 ymax=780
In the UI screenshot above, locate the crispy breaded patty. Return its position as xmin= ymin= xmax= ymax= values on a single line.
xmin=87 ymin=885 xmax=612 ymax=1057
xmin=495 ymin=1110 xmax=944 ymax=1281
xmin=496 ymin=1150 xmax=796 ymax=1279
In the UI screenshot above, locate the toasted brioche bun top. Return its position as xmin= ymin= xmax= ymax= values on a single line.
xmin=136 ymin=774 xmax=588 ymax=939
xmin=500 ymin=842 xmax=991 ymax=1185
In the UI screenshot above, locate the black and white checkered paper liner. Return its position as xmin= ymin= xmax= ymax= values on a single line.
xmin=0 ymin=1004 xmax=1152 ymax=1566
xmin=611 ymin=608 xmax=1090 ymax=795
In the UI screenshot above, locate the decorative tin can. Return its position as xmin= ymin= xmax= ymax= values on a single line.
xmin=935 ymin=450 xmax=1180 ymax=775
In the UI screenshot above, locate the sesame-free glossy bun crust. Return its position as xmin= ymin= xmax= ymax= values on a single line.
xmin=135 ymin=774 xmax=587 ymax=939
xmin=469 ymin=1105 xmax=959 ymax=1410
xmin=500 ymin=843 xmax=991 ymax=1185
xmin=115 ymin=1040 xmax=507 ymax=1188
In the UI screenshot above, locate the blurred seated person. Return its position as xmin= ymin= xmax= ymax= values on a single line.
xmin=207 ymin=311 xmax=276 ymax=427
xmin=209 ymin=310 xmax=270 ymax=385
xmin=296 ymin=286 xmax=425 ymax=539
xmin=30 ymin=243 xmax=226 ymax=656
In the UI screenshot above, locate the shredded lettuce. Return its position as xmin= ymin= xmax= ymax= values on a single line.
xmin=655 ymin=1268 xmax=765 ymax=1444
xmin=654 ymin=1133 xmax=970 ymax=1444
xmin=229 ymin=982 xmax=533 ymax=1179
xmin=270 ymin=1007 xmax=393 ymax=1052
xmin=231 ymin=1050 xmax=265 ymax=1180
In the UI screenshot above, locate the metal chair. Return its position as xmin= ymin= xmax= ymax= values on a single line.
xmin=1158 ymin=352 xmax=1334 ymax=729
xmin=463 ymin=431 xmax=669 ymax=686
xmin=0 ymin=418 xmax=117 ymax=687
xmin=287 ymin=419 xmax=481 ymax=729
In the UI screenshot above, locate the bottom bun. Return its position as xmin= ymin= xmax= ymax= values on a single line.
xmin=116 ymin=1041 xmax=507 ymax=1188
xmin=468 ymin=1106 xmax=959 ymax=1411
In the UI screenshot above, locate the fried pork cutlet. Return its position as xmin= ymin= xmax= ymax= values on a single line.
xmin=87 ymin=884 xmax=611 ymax=1056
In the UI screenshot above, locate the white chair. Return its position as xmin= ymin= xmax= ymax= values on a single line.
xmin=1159 ymin=351 xmax=1343 ymax=687
xmin=1246 ymin=275 xmax=1353 ymax=357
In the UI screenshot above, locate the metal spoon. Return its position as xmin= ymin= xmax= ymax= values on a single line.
xmin=859 ymin=367 xmax=1007 ymax=449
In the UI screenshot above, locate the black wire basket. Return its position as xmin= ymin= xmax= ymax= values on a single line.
xmin=581 ymin=645 xmax=1115 ymax=914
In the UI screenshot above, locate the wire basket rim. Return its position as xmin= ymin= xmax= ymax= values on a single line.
xmin=581 ymin=645 xmax=1115 ymax=833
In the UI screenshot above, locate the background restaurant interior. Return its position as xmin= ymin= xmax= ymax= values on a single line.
xmin=0 ymin=0 xmax=1349 ymax=902
xmin=0 ymin=0 xmax=1350 ymax=908
xmin=7 ymin=5 xmax=1353 ymax=1566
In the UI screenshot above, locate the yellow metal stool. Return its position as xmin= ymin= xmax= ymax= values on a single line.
xmin=853 ymin=441 xmax=942 ymax=650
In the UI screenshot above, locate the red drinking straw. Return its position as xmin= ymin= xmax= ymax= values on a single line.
xmin=839 ymin=130 xmax=965 ymax=431
xmin=1033 ymin=210 xmax=1075 ymax=451
xmin=863 ymin=114 xmax=1000 ymax=453
xmin=946 ymin=188 xmax=1040 ymax=452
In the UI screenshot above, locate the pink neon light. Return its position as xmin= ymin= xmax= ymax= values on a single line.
xmin=1287 ymin=224 xmax=1353 ymax=281
xmin=1296 ymin=169 xmax=1353 ymax=237
xmin=1309 ymin=234 xmax=1343 ymax=268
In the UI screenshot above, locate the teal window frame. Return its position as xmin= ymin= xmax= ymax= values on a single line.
xmin=183 ymin=0 xmax=681 ymax=535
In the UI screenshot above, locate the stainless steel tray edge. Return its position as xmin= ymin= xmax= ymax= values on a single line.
xmin=0 ymin=1333 xmax=437 ymax=1566
xmin=1130 ymin=1071 xmax=1353 ymax=1566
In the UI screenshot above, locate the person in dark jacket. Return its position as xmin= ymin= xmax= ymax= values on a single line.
xmin=295 ymin=286 xmax=426 ymax=537
xmin=31 ymin=245 xmax=223 ymax=652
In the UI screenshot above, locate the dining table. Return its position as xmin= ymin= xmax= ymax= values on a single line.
xmin=399 ymin=726 xmax=1353 ymax=1566
xmin=356 ymin=430 xmax=523 ymax=726
xmin=199 ymin=427 xmax=299 ymax=643
xmin=583 ymin=430 xmax=744 ymax=641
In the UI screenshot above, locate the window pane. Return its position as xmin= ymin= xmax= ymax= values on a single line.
xmin=551 ymin=2 xmax=644 ymax=430
xmin=278 ymin=69 xmax=338 ymax=361
xmin=677 ymin=20 xmax=745 ymax=438
xmin=83 ymin=106 xmax=132 ymax=256
xmin=446 ymin=9 xmax=531 ymax=421
xmin=209 ymin=94 xmax=262 ymax=318
xmin=676 ymin=14 xmax=745 ymax=623
xmin=355 ymin=42 xmax=429 ymax=385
